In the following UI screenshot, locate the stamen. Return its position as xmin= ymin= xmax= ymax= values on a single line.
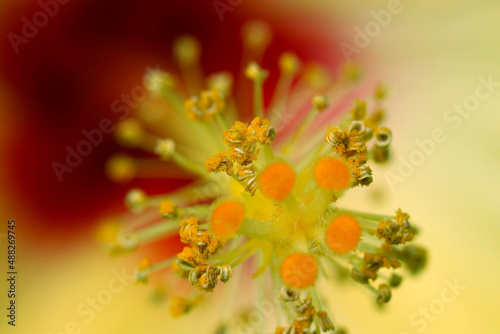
xmin=372 ymin=127 xmax=392 ymax=162
xmin=184 ymin=89 xmax=225 ymax=122
xmin=283 ymin=95 xmax=328 ymax=153
xmin=136 ymin=220 xmax=180 ymax=244
xmin=115 ymin=118 xmax=145 ymax=148
xmin=159 ymin=200 xmax=179 ymax=219
xmin=125 ymin=188 xmax=148 ymax=213
xmin=134 ymin=257 xmax=152 ymax=284
xmin=241 ymin=20 xmax=272 ymax=57
xmin=207 ymin=72 xmax=234 ymax=98
xmin=173 ymin=35 xmax=203 ymax=95
xmin=245 ymin=62 xmax=269 ymax=118
xmin=155 ymin=138 xmax=207 ymax=177
xmin=267 ymin=52 xmax=301 ymax=115
xmin=105 ymin=154 xmax=137 ymax=183
xmin=144 ymin=68 xmax=176 ymax=96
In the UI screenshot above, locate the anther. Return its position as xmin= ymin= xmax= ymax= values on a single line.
xmin=312 ymin=94 xmax=329 ymax=111
xmin=144 ymin=69 xmax=176 ymax=95
xmin=349 ymin=120 xmax=365 ymax=133
xmin=125 ymin=188 xmax=148 ymax=212
xmin=155 ymin=138 xmax=175 ymax=160
xmin=207 ymin=72 xmax=233 ymax=97
xmin=280 ymin=286 xmax=299 ymax=302
xmin=241 ymin=20 xmax=272 ymax=53
xmin=115 ymin=119 xmax=144 ymax=148
xmin=376 ymin=284 xmax=392 ymax=304
xmin=159 ymin=200 xmax=178 ymax=219
xmin=173 ymin=35 xmax=201 ymax=68
xmin=317 ymin=311 xmax=335 ymax=331
xmin=106 ymin=154 xmax=137 ymax=183
xmin=279 ymin=52 xmax=301 ymax=76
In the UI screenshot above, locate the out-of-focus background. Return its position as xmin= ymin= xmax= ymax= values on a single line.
xmin=1 ymin=0 xmax=499 ymax=333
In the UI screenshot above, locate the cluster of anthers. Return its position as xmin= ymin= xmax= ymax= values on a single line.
xmin=98 ymin=20 xmax=427 ymax=334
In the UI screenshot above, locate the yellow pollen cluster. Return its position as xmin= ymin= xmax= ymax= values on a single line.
xmin=176 ymin=217 xmax=232 ymax=292
xmin=177 ymin=217 xmax=224 ymax=268
xmin=376 ymin=209 xmax=415 ymax=245
xmin=184 ymin=89 xmax=225 ymax=121
xmin=159 ymin=200 xmax=178 ymax=218
xmin=206 ymin=117 xmax=276 ymax=195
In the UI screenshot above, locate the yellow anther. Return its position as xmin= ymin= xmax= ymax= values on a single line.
xmin=144 ymin=69 xmax=176 ymax=94
xmin=125 ymin=188 xmax=148 ymax=211
xmin=249 ymin=117 xmax=276 ymax=144
xmin=245 ymin=62 xmax=269 ymax=82
xmin=179 ymin=216 xmax=200 ymax=245
xmin=374 ymin=83 xmax=388 ymax=100
xmin=279 ymin=52 xmax=301 ymax=76
xmin=177 ymin=247 xmax=199 ymax=269
xmin=169 ymin=296 xmax=191 ymax=318
xmin=138 ymin=257 xmax=152 ymax=271
xmin=350 ymin=99 xmax=367 ymax=120
xmin=228 ymin=147 xmax=255 ymax=166
xmin=207 ymin=71 xmax=233 ymax=97
xmin=312 ymin=94 xmax=329 ymax=112
xmin=223 ymin=121 xmax=248 ymax=145
xmin=115 ymin=118 xmax=144 ymax=148
xmin=340 ymin=61 xmax=361 ymax=82
xmin=317 ymin=311 xmax=335 ymax=331
xmin=205 ymin=152 xmax=234 ymax=175
xmin=241 ymin=20 xmax=272 ymax=52
xmin=154 ymin=138 xmax=175 ymax=160
xmin=303 ymin=64 xmax=330 ymax=88
xmin=184 ymin=89 xmax=225 ymax=121
xmin=159 ymin=200 xmax=178 ymax=218
xmin=105 ymin=154 xmax=137 ymax=183
xmin=173 ymin=35 xmax=201 ymax=67
xmin=376 ymin=209 xmax=415 ymax=245
xmin=134 ymin=257 xmax=153 ymax=284
xmin=375 ymin=127 xmax=392 ymax=148
xmin=377 ymin=284 xmax=392 ymax=304
xmin=95 ymin=219 xmax=121 ymax=244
